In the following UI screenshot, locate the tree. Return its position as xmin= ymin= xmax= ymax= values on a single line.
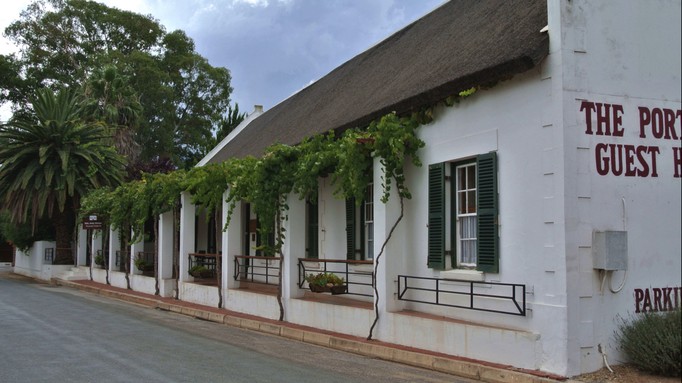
xmin=81 ymin=65 xmax=143 ymax=160
xmin=2 ymin=0 xmax=233 ymax=168
xmin=0 ymin=87 xmax=125 ymax=264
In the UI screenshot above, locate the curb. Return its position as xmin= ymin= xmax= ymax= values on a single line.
xmin=52 ymin=278 xmax=567 ymax=383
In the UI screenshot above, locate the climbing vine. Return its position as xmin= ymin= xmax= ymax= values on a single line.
xmin=79 ymin=82 xmax=497 ymax=331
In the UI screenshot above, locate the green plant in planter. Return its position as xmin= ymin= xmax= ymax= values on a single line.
xmin=306 ymin=272 xmax=344 ymax=287
xmin=189 ymin=265 xmax=209 ymax=273
xmin=94 ymin=255 xmax=104 ymax=265
xmin=134 ymin=257 xmax=151 ymax=270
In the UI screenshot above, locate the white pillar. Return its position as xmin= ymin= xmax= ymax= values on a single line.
xmin=282 ymin=193 xmax=306 ymax=303
xmin=108 ymin=227 xmax=120 ymax=271
xmin=179 ymin=192 xmax=196 ymax=285
xmin=372 ymin=158 xmax=406 ymax=327
xmin=158 ymin=211 xmax=174 ymax=280
xmin=77 ymin=227 xmax=88 ymax=266
xmin=92 ymin=230 xmax=102 ymax=268
xmin=130 ymin=232 xmax=144 ymax=276
xmin=223 ymin=193 xmax=241 ymax=290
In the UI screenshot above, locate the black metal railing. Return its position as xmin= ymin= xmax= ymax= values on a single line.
xmin=95 ymin=249 xmax=109 ymax=268
xmin=188 ymin=253 xmax=219 ymax=278
xmin=298 ymin=258 xmax=374 ymax=297
xmin=135 ymin=251 xmax=155 ymax=272
xmin=397 ymin=275 xmax=526 ymax=316
xmin=115 ymin=250 xmax=129 ymax=271
xmin=44 ymin=248 xmax=54 ymax=263
xmin=234 ymin=255 xmax=280 ymax=286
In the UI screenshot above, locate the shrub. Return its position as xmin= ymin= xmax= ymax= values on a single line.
xmin=615 ymin=308 xmax=681 ymax=377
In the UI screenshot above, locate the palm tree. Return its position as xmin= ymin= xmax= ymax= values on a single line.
xmin=81 ymin=65 xmax=143 ymax=160
xmin=0 ymin=87 xmax=126 ymax=264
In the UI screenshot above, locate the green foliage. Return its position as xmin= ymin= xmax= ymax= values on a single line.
xmin=0 ymin=211 xmax=55 ymax=253
xmin=133 ymin=255 xmax=151 ymax=270
xmin=306 ymin=272 xmax=344 ymax=287
xmin=2 ymin=0 xmax=233 ymax=169
xmin=0 ymin=87 xmax=124 ymax=258
xmin=615 ymin=308 xmax=681 ymax=377
xmin=94 ymin=254 xmax=104 ymax=265
xmin=81 ymin=65 xmax=143 ymax=159
xmin=189 ymin=265 xmax=208 ymax=273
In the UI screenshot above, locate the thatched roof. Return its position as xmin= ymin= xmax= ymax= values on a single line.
xmin=207 ymin=0 xmax=548 ymax=163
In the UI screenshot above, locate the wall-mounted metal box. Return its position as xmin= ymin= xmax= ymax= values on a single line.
xmin=593 ymin=231 xmax=628 ymax=270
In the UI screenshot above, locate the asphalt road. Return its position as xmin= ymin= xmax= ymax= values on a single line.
xmin=0 ymin=268 xmax=471 ymax=383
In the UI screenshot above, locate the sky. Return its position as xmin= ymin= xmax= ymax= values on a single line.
xmin=0 ymin=0 xmax=444 ymax=121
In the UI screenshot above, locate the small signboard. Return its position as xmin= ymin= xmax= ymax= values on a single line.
xmin=82 ymin=214 xmax=104 ymax=230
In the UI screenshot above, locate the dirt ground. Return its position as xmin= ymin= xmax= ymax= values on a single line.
xmin=572 ymin=364 xmax=680 ymax=383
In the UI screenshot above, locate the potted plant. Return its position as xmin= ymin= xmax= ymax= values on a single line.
xmin=94 ymin=254 xmax=104 ymax=267
xmin=189 ymin=265 xmax=213 ymax=278
xmin=134 ymin=256 xmax=154 ymax=272
xmin=306 ymin=272 xmax=347 ymax=295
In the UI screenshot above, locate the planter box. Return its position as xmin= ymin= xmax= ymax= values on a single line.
xmin=309 ymin=284 xmax=347 ymax=295
xmin=190 ymin=270 xmax=213 ymax=278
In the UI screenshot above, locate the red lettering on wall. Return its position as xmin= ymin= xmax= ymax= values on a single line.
xmin=634 ymin=288 xmax=644 ymax=313
xmin=636 ymin=146 xmax=650 ymax=177
xmin=609 ymin=144 xmax=624 ymax=176
xmin=639 ymin=107 xmax=651 ymax=138
xmin=581 ymin=102 xmax=596 ymax=135
xmin=642 ymin=289 xmax=652 ymax=312
xmin=596 ymin=103 xmax=612 ymax=135
xmin=663 ymin=109 xmax=679 ymax=140
xmin=649 ymin=146 xmax=660 ymax=177
xmin=674 ymin=147 xmax=682 ymax=178
xmin=634 ymin=287 xmax=681 ymax=312
xmin=651 ymin=108 xmax=664 ymax=139
xmin=612 ymin=104 xmax=625 ymax=137
xmin=596 ymin=143 xmax=610 ymax=175
xmin=624 ymin=145 xmax=637 ymax=177
xmin=663 ymin=287 xmax=673 ymax=311
xmin=653 ymin=288 xmax=662 ymax=311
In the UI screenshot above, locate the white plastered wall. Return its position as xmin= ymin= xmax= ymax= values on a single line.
xmin=557 ymin=0 xmax=682 ymax=375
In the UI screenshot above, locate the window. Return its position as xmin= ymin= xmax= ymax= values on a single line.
xmin=455 ymin=162 xmax=477 ymax=266
xmin=346 ymin=182 xmax=374 ymax=261
xmin=307 ymin=193 xmax=319 ymax=259
xmin=428 ymin=152 xmax=498 ymax=272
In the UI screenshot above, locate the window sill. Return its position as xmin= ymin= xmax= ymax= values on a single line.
xmin=439 ymin=269 xmax=485 ymax=282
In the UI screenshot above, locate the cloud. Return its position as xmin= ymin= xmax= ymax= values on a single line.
xmin=0 ymin=0 xmax=444 ymax=120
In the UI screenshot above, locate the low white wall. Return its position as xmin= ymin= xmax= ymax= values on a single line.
xmin=180 ymin=282 xmax=220 ymax=308
xmin=224 ymin=289 xmax=280 ymax=320
xmin=286 ymin=298 xmax=372 ymax=338
xmin=14 ymin=241 xmax=54 ymax=279
xmin=90 ymin=267 xmax=109 ymax=285
xmin=109 ymin=271 xmax=128 ymax=289
xmin=14 ymin=241 xmax=73 ymax=281
xmin=131 ymin=274 xmax=156 ymax=295
xmin=381 ymin=312 xmax=541 ymax=370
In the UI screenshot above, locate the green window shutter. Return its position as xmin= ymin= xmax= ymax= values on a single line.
xmin=346 ymin=197 xmax=356 ymax=260
xmin=428 ymin=163 xmax=445 ymax=269
xmin=477 ymin=152 xmax=499 ymax=273
xmin=266 ymin=227 xmax=275 ymax=257
xmin=256 ymin=218 xmax=262 ymax=257
xmin=307 ymin=196 xmax=319 ymax=259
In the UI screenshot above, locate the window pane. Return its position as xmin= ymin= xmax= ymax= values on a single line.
xmin=468 ymin=165 xmax=476 ymax=189
xmin=468 ymin=190 xmax=476 ymax=213
xmin=458 ymin=167 xmax=466 ymax=190
xmin=458 ymin=191 xmax=467 ymax=215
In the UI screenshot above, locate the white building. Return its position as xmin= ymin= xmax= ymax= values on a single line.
xmin=16 ymin=0 xmax=680 ymax=377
